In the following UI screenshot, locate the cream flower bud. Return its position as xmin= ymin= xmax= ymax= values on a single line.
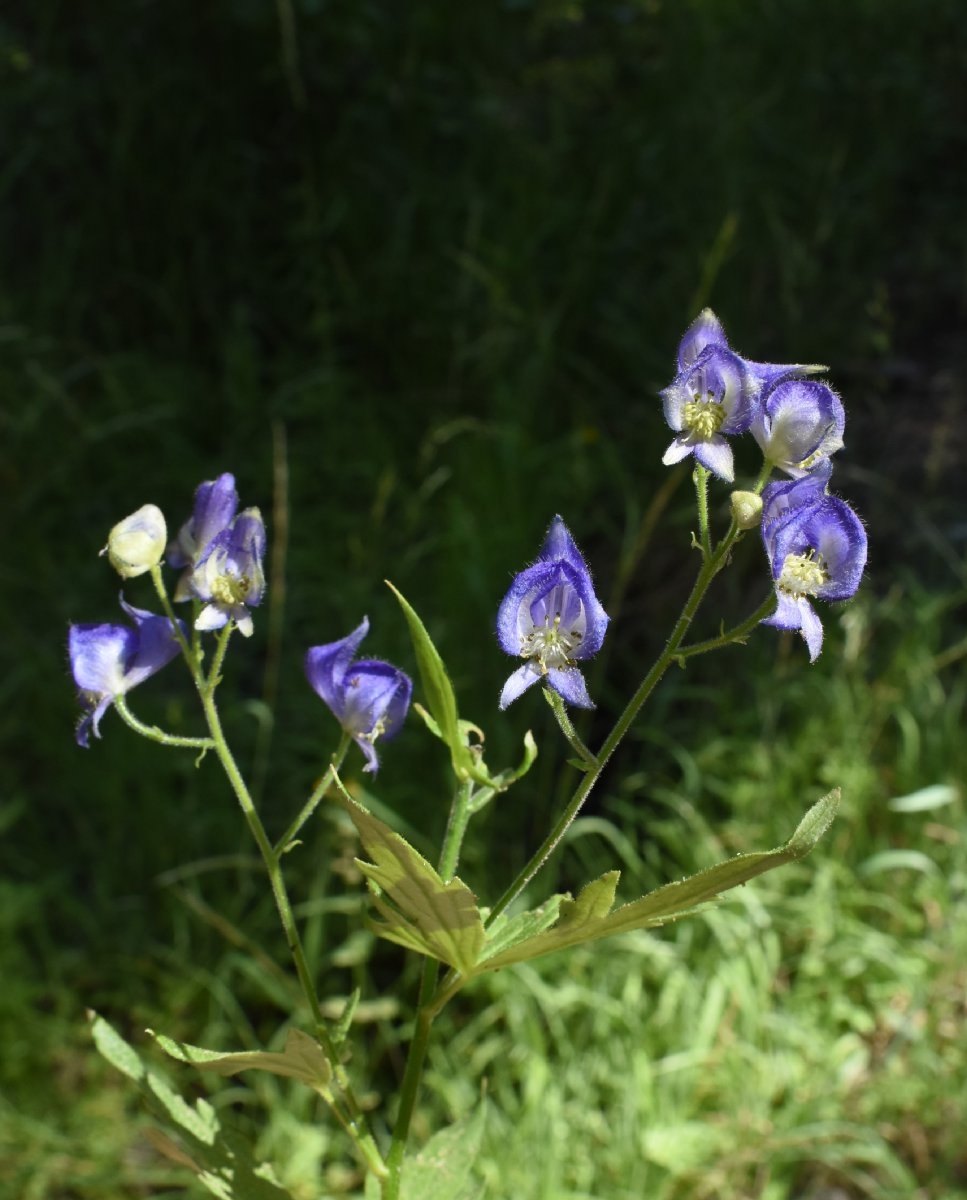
xmin=102 ymin=504 xmax=167 ymax=578
xmin=730 ymin=490 xmax=763 ymax=531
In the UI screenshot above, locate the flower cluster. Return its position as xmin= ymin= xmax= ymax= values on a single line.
xmin=661 ymin=308 xmax=831 ymax=484
xmin=70 ymin=473 xmax=413 ymax=770
xmin=661 ymin=309 xmax=867 ymax=661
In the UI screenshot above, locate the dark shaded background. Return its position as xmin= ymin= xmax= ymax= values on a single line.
xmin=1 ymin=1 xmax=966 ymax=1189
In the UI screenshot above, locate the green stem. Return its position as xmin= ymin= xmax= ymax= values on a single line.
xmin=197 ymin=632 xmax=385 ymax=1180
xmin=481 ymin=519 xmax=744 ymax=931
xmin=113 ymin=694 xmax=214 ymax=750
xmin=383 ymin=778 xmax=475 ymax=1199
xmin=274 ymin=733 xmax=351 ymax=855
xmin=694 ymin=465 xmax=712 ymax=557
xmin=543 ymin=686 xmax=598 ymax=768
xmin=149 ymin=563 xmax=196 ymax=668
xmin=677 ymin=594 xmax=777 ymax=659
xmin=205 ymin=620 xmax=234 ymax=693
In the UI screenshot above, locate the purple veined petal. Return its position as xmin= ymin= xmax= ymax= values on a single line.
xmin=677 ymin=308 xmax=729 ymax=370
xmin=69 ymin=623 xmax=136 ymax=699
xmin=539 ymin=514 xmax=589 ymax=574
xmin=305 ymin=618 xmax=372 ymax=716
xmin=228 ymin=509 xmax=267 ymax=604
xmin=341 ymin=661 xmax=409 ymax=736
xmin=798 ymin=601 xmax=824 ymax=661
xmin=745 ymin=358 xmax=827 ymax=394
xmin=660 ymin=381 xmax=689 ymax=434
xmin=499 ymin=662 xmax=543 ymax=710
xmin=761 ymin=471 xmax=830 ymax=533
xmin=762 ymin=594 xmax=825 ymax=663
xmin=811 ymin=502 xmax=868 ymax=602
xmin=545 ymin=666 xmax=594 ymax=709
xmin=661 ymin=436 xmax=696 ymax=467
xmin=69 ymin=601 xmax=184 ymax=746
xmin=339 ymin=660 xmax=413 ymax=773
xmin=168 ymin=473 xmax=239 ymax=569
xmin=753 ymin=380 xmax=845 ymax=476
xmin=305 ymin=619 xmax=412 ymax=771
xmin=692 ymin=436 xmax=735 ymax=482
xmin=496 ymin=562 xmax=559 ymax=657
xmin=117 ymin=599 xmax=184 ymax=688
xmin=762 ymin=591 xmax=805 ymax=631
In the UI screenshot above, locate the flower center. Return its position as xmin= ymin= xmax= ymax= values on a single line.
xmin=211 ymin=571 xmax=252 ymax=606
xmin=683 ymin=392 xmax=725 ymax=440
xmin=778 ymin=549 xmax=828 ymax=597
xmin=520 ymin=583 xmax=586 ymax=672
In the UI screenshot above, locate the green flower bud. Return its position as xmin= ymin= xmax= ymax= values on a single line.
xmin=103 ymin=504 xmax=167 ymax=578
xmin=730 ymin=490 xmax=763 ymax=531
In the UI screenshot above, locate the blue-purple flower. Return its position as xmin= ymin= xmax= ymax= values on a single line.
xmin=760 ymin=482 xmax=867 ymax=662
xmin=661 ymin=346 xmax=755 ymax=481
xmin=752 ymin=380 xmax=845 ymax=478
xmin=496 ymin=515 xmax=609 ymax=710
xmin=305 ymin=618 xmax=412 ymax=772
xmin=662 ymin=309 xmax=825 ymax=482
xmin=676 ymin=308 xmax=824 ymax=396
xmin=189 ymin=508 xmax=267 ymax=638
xmin=168 ymin=473 xmax=239 ymax=601
xmin=69 ymin=599 xmax=185 ymax=747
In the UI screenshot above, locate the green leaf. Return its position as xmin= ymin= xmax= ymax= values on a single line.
xmin=479 ymin=893 xmax=565 ymax=963
xmin=481 ymin=790 xmax=840 ymax=970
xmin=148 ymin=1027 xmax=333 ymax=1096
xmin=387 ymin=582 xmax=476 ymax=780
xmin=399 ymin=1104 xmax=488 ymax=1200
xmin=333 ymin=786 xmax=486 ymax=974
xmin=89 ymin=1012 xmax=294 ymax=1200
xmin=858 ymin=849 xmax=939 ymax=877
xmin=888 ymin=783 xmax=959 ymax=812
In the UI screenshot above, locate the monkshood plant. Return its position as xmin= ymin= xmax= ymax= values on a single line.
xmin=74 ymin=310 xmax=867 ymax=1200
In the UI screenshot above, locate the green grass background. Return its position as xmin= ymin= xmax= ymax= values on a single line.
xmin=1 ymin=1 xmax=966 ymax=1197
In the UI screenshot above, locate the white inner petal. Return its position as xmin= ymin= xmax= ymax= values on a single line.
xmin=518 ymin=581 xmax=586 ymax=671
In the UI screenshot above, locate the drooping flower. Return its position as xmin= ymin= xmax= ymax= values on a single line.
xmin=102 ymin=504 xmax=167 ymax=579
xmin=760 ymin=487 xmax=867 ymax=662
xmin=752 ymin=379 xmax=845 ymax=477
xmin=69 ymin=599 xmax=185 ymax=747
xmin=496 ymin=515 xmax=609 ymax=710
xmin=189 ymin=508 xmax=266 ymax=638
xmin=660 ymin=345 xmax=755 ymax=482
xmin=305 ymin=617 xmax=412 ymax=772
xmin=168 ymin=473 xmax=239 ymax=600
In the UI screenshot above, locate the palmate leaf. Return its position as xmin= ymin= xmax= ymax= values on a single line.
xmin=148 ymin=1027 xmax=333 ymax=1096
xmin=332 ymin=786 xmax=486 ymax=975
xmin=479 ymin=790 xmax=840 ymax=971
xmin=89 ymin=1013 xmax=293 ymax=1200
